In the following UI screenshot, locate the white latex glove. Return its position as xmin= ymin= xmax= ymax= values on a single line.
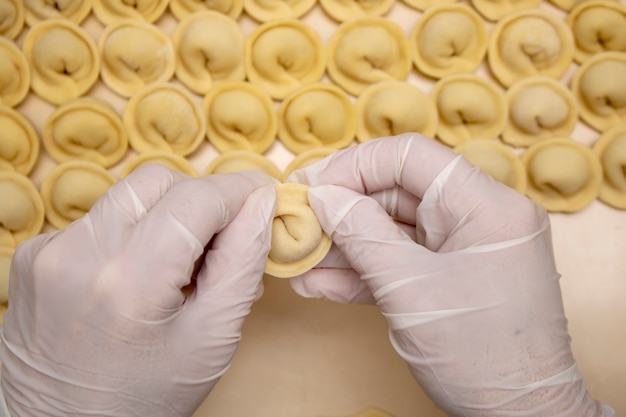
xmin=0 ymin=165 xmax=276 ymax=417
xmin=289 ymin=133 xmax=615 ymax=417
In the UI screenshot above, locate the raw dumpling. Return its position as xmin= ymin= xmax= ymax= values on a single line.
xmin=410 ymin=3 xmax=488 ymax=79
xmin=502 ymin=76 xmax=578 ymax=147
xmin=0 ymin=171 xmax=44 ymax=249
xmin=319 ymin=0 xmax=395 ymax=22
xmin=571 ymin=52 xmax=626 ymax=132
xmin=522 ymin=138 xmax=602 ymax=212
xmin=0 ymin=105 xmax=39 ymax=176
xmin=22 ymin=19 xmax=100 ymax=105
xmin=121 ymin=151 xmax=198 ymax=177
xmin=24 ymin=0 xmax=91 ymax=25
xmin=245 ymin=19 xmax=326 ymax=100
xmin=41 ymin=161 xmax=116 ymax=230
xmin=92 ymin=0 xmax=169 ymax=24
xmin=431 ymin=74 xmax=507 ymax=146
xmin=488 ymin=9 xmax=575 ymax=87
xmin=0 ymin=0 xmax=24 ymax=39
xmin=172 ymin=11 xmax=245 ymax=95
xmin=169 ymin=0 xmax=244 ymax=19
xmin=548 ymin=0 xmax=593 ymax=12
xmin=277 ymin=82 xmax=356 ymax=154
xmin=0 ymin=246 xmax=14 ymax=304
xmin=203 ymin=81 xmax=277 ymax=154
xmin=265 ymin=183 xmax=332 ymax=278
xmin=469 ymin=0 xmax=541 ymax=22
xmin=99 ymin=20 xmax=175 ymax=98
xmin=43 ymin=98 xmax=128 ymax=168
xmin=243 ymin=0 xmax=316 ymax=22
xmin=592 ymin=123 xmax=626 ymax=209
xmin=281 ymin=148 xmax=335 ymax=181
xmin=203 ymin=150 xmax=282 ymax=179
xmin=355 ymin=80 xmax=438 ymax=142
xmin=327 ymin=17 xmax=411 ymax=96
xmin=400 ymin=0 xmax=457 ymax=12
xmin=0 ymin=38 xmax=29 ymax=108
xmin=124 ymin=83 xmax=205 ymax=156
xmin=568 ymin=1 xmax=626 ymax=63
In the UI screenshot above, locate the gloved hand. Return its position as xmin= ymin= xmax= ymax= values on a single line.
xmin=289 ymin=133 xmax=615 ymax=417
xmin=0 ymin=165 xmax=276 ymax=417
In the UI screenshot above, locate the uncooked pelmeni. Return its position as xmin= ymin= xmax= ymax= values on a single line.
xmin=454 ymin=139 xmax=527 ymax=193
xmin=0 ymin=0 xmax=24 ymax=39
xmin=0 ymin=105 xmax=39 ymax=176
xmin=169 ymin=0 xmax=243 ymax=19
xmin=488 ymin=9 xmax=575 ymax=87
xmin=41 ymin=161 xmax=116 ymax=230
xmin=282 ymin=148 xmax=335 ymax=181
xmin=124 ymin=83 xmax=205 ymax=156
xmin=593 ymin=123 xmax=626 ymax=209
xmin=319 ymin=0 xmax=395 ymax=22
xmin=521 ymin=138 xmax=602 ymax=212
xmin=431 ymin=74 xmax=507 ymax=146
xmin=0 ymin=38 xmax=29 ymax=108
xmin=0 ymin=246 xmax=13 ymax=304
xmin=571 ymin=52 xmax=626 ymax=132
xmin=548 ymin=0 xmax=592 ymax=12
xmin=400 ymin=0 xmax=457 ymax=12
xmin=265 ymin=183 xmax=332 ymax=278
xmin=568 ymin=1 xmax=626 ymax=63
xmin=355 ymin=80 xmax=438 ymax=143
xmin=203 ymin=150 xmax=282 ymax=179
xmin=502 ymin=76 xmax=578 ymax=148
xmin=243 ymin=0 xmax=316 ymax=22
xmin=327 ymin=17 xmax=411 ymax=96
xmin=172 ymin=11 xmax=245 ymax=96
xmin=0 ymin=171 xmax=44 ymax=249
xmin=469 ymin=0 xmax=541 ymax=22
xmin=92 ymin=0 xmax=169 ymax=24
xmin=99 ymin=20 xmax=175 ymax=98
xmin=24 ymin=0 xmax=92 ymax=25
xmin=245 ymin=19 xmax=326 ymax=100
xmin=410 ymin=3 xmax=488 ymax=79
xmin=22 ymin=19 xmax=100 ymax=105
xmin=277 ymin=82 xmax=356 ymax=154
xmin=121 ymin=151 xmax=198 ymax=178
xmin=203 ymin=81 xmax=277 ymax=154
xmin=43 ymin=97 xmax=128 ymax=168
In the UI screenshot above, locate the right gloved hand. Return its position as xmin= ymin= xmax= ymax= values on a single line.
xmin=289 ymin=133 xmax=615 ymax=417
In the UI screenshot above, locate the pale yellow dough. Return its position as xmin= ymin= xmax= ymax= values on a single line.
xmin=410 ymin=3 xmax=488 ymax=79
xmin=0 ymin=0 xmax=24 ymax=40
xmin=502 ymin=76 xmax=578 ymax=147
xmin=0 ymin=36 xmax=29 ymax=108
xmin=571 ymin=52 xmax=626 ymax=132
xmin=568 ymin=1 xmax=626 ymax=63
xmin=0 ymin=105 xmax=40 ymax=176
xmin=24 ymin=0 xmax=92 ymax=25
xmin=43 ymin=97 xmax=128 ymax=168
xmin=99 ymin=20 xmax=175 ymax=98
xmin=203 ymin=150 xmax=282 ymax=179
xmin=592 ymin=123 xmax=626 ymax=209
xmin=265 ymin=183 xmax=332 ymax=278
xmin=41 ymin=161 xmax=116 ymax=230
xmin=356 ymin=80 xmax=438 ymax=143
xmin=470 ymin=0 xmax=541 ymax=22
xmin=121 ymin=151 xmax=198 ymax=177
xmin=454 ymin=140 xmax=527 ymax=193
xmin=431 ymin=74 xmax=507 ymax=146
xmin=169 ymin=0 xmax=244 ymax=19
xmin=548 ymin=0 xmax=595 ymax=12
xmin=124 ymin=83 xmax=206 ymax=156
xmin=319 ymin=0 xmax=395 ymax=22
xmin=243 ymin=0 xmax=316 ymax=22
xmin=522 ymin=138 xmax=602 ymax=212
xmin=400 ymin=0 xmax=457 ymax=12
xmin=172 ymin=11 xmax=245 ymax=95
xmin=488 ymin=9 xmax=575 ymax=87
xmin=92 ymin=0 xmax=169 ymax=24
xmin=281 ymin=148 xmax=335 ymax=181
xmin=0 ymin=246 xmax=13 ymax=304
xmin=0 ymin=171 xmax=45 ymax=250
xmin=203 ymin=81 xmax=277 ymax=154
xmin=22 ymin=19 xmax=100 ymax=105
xmin=327 ymin=17 xmax=411 ymax=96
xmin=278 ymin=82 xmax=356 ymax=154
xmin=245 ymin=19 xmax=326 ymax=100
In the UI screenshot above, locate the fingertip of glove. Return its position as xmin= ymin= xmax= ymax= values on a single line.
xmin=308 ymin=185 xmax=373 ymax=237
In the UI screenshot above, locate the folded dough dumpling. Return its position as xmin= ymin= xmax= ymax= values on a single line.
xmin=22 ymin=19 xmax=100 ymax=105
xmin=454 ymin=140 xmax=527 ymax=193
xmin=400 ymin=0 xmax=457 ymax=12
xmin=99 ymin=20 xmax=175 ymax=98
xmin=41 ymin=161 xmax=116 ymax=229
xmin=169 ymin=0 xmax=243 ymax=19
xmin=522 ymin=138 xmax=602 ymax=212
xmin=571 ymin=52 xmax=626 ymax=132
xmin=319 ymin=0 xmax=395 ymax=22
xmin=0 ymin=0 xmax=24 ymax=39
xmin=203 ymin=81 xmax=277 ymax=154
xmin=469 ymin=0 xmax=541 ymax=22
xmin=172 ymin=11 xmax=245 ymax=96
xmin=121 ymin=151 xmax=198 ymax=178
xmin=548 ymin=0 xmax=592 ymax=11
xmin=502 ymin=76 xmax=578 ymax=147
xmin=0 ymin=38 xmax=29 ymax=108
xmin=431 ymin=74 xmax=507 ymax=146
xmin=243 ymin=0 xmax=316 ymax=22
xmin=124 ymin=83 xmax=205 ymax=156
xmin=355 ymin=80 xmax=438 ymax=143
xmin=24 ymin=0 xmax=92 ymax=25
xmin=0 ymin=171 xmax=44 ymax=249
xmin=0 ymin=246 xmax=14 ymax=304
xmin=43 ymin=98 xmax=128 ymax=168
xmin=245 ymin=19 xmax=326 ymax=100
xmin=593 ymin=123 xmax=626 ymax=209
xmin=568 ymin=1 xmax=626 ymax=63
xmin=488 ymin=9 xmax=575 ymax=87
xmin=203 ymin=150 xmax=282 ymax=179
xmin=92 ymin=0 xmax=169 ymax=24
xmin=282 ymin=148 xmax=335 ymax=181
xmin=410 ymin=3 xmax=488 ymax=79
xmin=278 ymin=82 xmax=356 ymax=154
xmin=0 ymin=105 xmax=39 ymax=176
xmin=265 ymin=183 xmax=332 ymax=278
